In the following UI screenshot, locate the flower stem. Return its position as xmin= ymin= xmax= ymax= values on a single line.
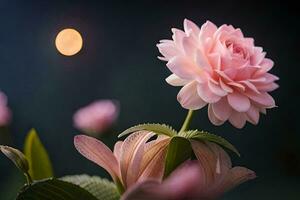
xmin=179 ymin=110 xmax=194 ymax=133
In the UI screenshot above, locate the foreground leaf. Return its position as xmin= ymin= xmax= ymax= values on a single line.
xmin=24 ymin=129 xmax=54 ymax=180
xmin=61 ymin=174 xmax=120 ymax=200
xmin=17 ymin=178 xmax=98 ymax=200
xmin=184 ymin=130 xmax=240 ymax=156
xmin=163 ymin=136 xmax=192 ymax=178
xmin=0 ymin=145 xmax=31 ymax=183
xmin=119 ymin=123 xmax=177 ymax=138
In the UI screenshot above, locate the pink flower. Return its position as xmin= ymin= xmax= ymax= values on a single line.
xmin=74 ymin=132 xmax=171 ymax=190
xmin=122 ymin=141 xmax=256 ymax=200
xmin=73 ymin=100 xmax=119 ymax=134
xmin=0 ymin=91 xmax=12 ymax=127
xmin=157 ymin=19 xmax=279 ymax=128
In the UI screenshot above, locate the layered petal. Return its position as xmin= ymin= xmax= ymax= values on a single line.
xmin=120 ymin=131 xmax=155 ymax=188
xmin=177 ymin=81 xmax=207 ymax=110
xmin=157 ymin=19 xmax=279 ymax=129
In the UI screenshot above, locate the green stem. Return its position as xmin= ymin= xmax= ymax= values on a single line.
xmin=179 ymin=110 xmax=194 ymax=133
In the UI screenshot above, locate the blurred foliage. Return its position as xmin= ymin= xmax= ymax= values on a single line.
xmin=24 ymin=129 xmax=54 ymax=180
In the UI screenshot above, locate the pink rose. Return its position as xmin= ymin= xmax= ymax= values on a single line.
xmin=157 ymin=19 xmax=279 ymax=128
xmin=73 ymin=100 xmax=119 ymax=134
xmin=0 ymin=91 xmax=12 ymax=127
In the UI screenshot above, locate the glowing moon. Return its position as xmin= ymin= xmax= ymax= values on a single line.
xmin=55 ymin=28 xmax=83 ymax=56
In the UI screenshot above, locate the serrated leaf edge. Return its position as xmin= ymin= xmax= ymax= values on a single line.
xmin=118 ymin=123 xmax=177 ymax=138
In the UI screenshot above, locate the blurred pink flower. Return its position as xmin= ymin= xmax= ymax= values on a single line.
xmin=74 ymin=131 xmax=171 ymax=190
xmin=122 ymin=141 xmax=256 ymax=200
xmin=0 ymin=91 xmax=12 ymax=127
xmin=157 ymin=19 xmax=279 ymax=128
xmin=73 ymin=100 xmax=119 ymax=134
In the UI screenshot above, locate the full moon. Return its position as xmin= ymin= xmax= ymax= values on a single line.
xmin=55 ymin=28 xmax=83 ymax=56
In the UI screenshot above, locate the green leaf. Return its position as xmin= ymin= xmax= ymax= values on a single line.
xmin=24 ymin=129 xmax=54 ymax=180
xmin=61 ymin=174 xmax=120 ymax=200
xmin=118 ymin=123 xmax=177 ymax=138
xmin=184 ymin=130 xmax=240 ymax=156
xmin=163 ymin=136 xmax=192 ymax=178
xmin=16 ymin=178 xmax=98 ymax=200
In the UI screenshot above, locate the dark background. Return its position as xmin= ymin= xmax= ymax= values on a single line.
xmin=0 ymin=0 xmax=299 ymax=199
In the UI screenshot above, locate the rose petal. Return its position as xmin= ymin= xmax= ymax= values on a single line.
xmin=165 ymin=74 xmax=190 ymax=86
xmin=246 ymin=91 xmax=275 ymax=108
xmin=166 ymin=56 xmax=203 ymax=80
xmin=246 ymin=105 xmax=259 ymax=125
xmin=227 ymin=92 xmax=250 ymax=112
xmin=177 ymin=81 xmax=207 ymax=110
xmin=211 ymin=97 xmax=232 ymax=121
xmin=228 ymin=111 xmax=247 ymax=128
xmin=208 ymin=104 xmax=224 ymax=125
xmin=197 ymin=83 xmax=221 ymax=103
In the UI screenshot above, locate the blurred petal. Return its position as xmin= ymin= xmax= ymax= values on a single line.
xmin=73 ymin=100 xmax=119 ymax=134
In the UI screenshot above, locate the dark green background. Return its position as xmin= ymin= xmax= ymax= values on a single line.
xmin=0 ymin=0 xmax=299 ymax=199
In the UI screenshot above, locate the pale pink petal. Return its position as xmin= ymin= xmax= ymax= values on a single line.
xmin=208 ymin=79 xmax=227 ymax=96
xmin=239 ymin=80 xmax=260 ymax=94
xmin=177 ymin=81 xmax=207 ymax=110
xmin=197 ymin=83 xmax=221 ymax=103
xmin=156 ymin=42 xmax=179 ymax=60
xmin=246 ymin=91 xmax=275 ymax=108
xmin=228 ymin=111 xmax=247 ymax=128
xmin=227 ymin=92 xmax=250 ymax=112
xmin=165 ymin=74 xmax=190 ymax=86
xmin=246 ymin=105 xmax=259 ymax=125
xmin=208 ymin=53 xmax=221 ymax=70
xmin=254 ymin=58 xmax=274 ymax=76
xmin=182 ymin=36 xmax=197 ymax=56
xmin=184 ymin=19 xmax=200 ymax=35
xmin=199 ymin=21 xmax=218 ymax=43
xmin=227 ymin=81 xmax=245 ymax=91
xmin=74 ymin=135 xmax=119 ymax=181
xmin=208 ymin=104 xmax=224 ymax=126
xmin=263 ymin=73 xmax=279 ymax=83
xmin=256 ymin=82 xmax=279 ymax=92
xmin=219 ymin=79 xmax=233 ymax=93
xmin=171 ymin=28 xmax=185 ymax=47
xmin=211 ymin=97 xmax=232 ymax=121
xmin=195 ymin=49 xmax=212 ymax=72
xmin=166 ymin=56 xmax=203 ymax=80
